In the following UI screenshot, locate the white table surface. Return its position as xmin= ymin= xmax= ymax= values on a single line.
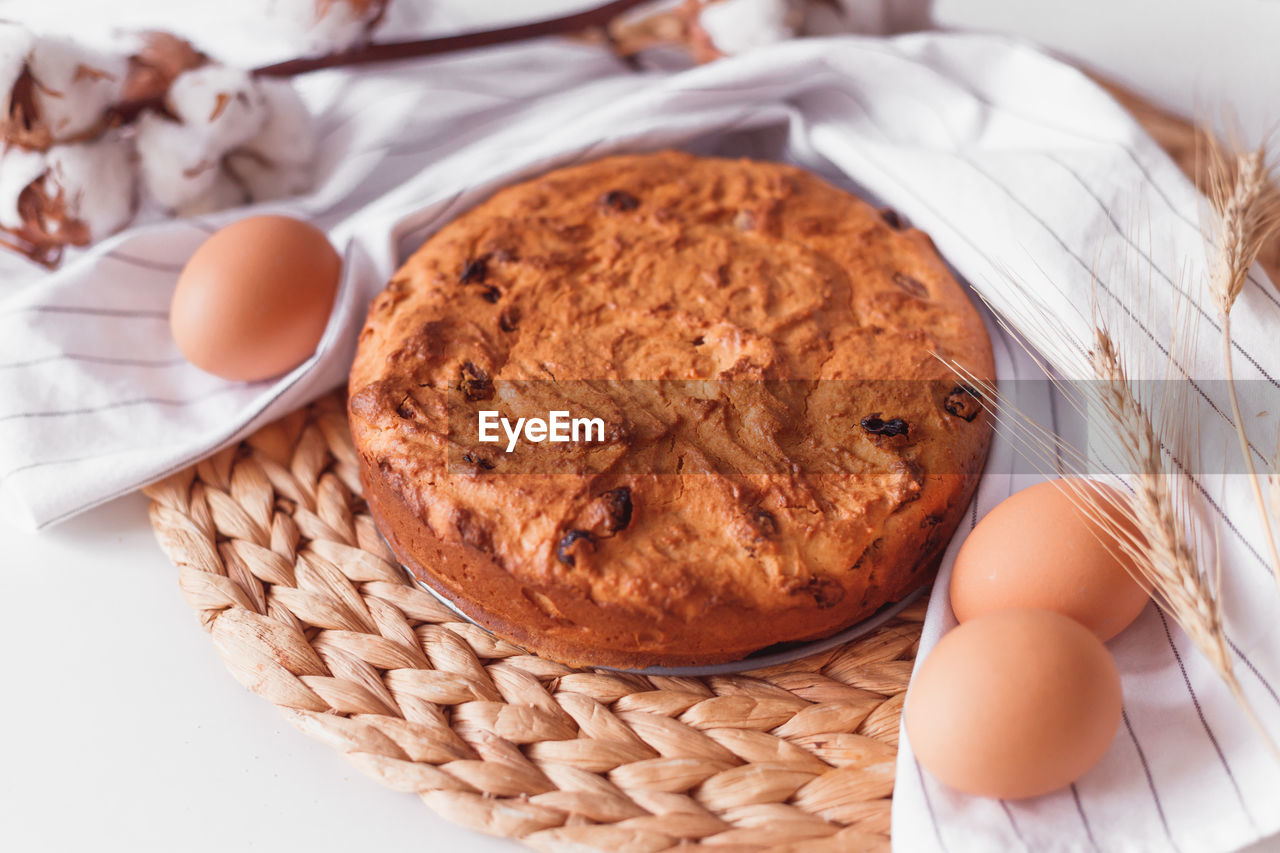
xmin=0 ymin=493 xmax=513 ymax=852
xmin=3 ymin=2 xmax=1279 ymax=851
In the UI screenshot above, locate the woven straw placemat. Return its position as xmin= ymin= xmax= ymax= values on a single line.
xmin=145 ymin=392 xmax=920 ymax=852
xmin=140 ymin=90 xmax=1245 ymax=851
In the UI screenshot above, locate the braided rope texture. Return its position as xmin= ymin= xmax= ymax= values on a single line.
xmin=145 ymin=392 xmax=924 ymax=852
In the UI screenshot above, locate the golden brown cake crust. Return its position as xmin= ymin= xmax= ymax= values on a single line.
xmin=349 ymin=151 xmax=994 ymax=668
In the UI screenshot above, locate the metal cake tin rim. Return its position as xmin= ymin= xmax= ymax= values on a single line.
xmin=406 ymin=567 xmax=926 ymax=677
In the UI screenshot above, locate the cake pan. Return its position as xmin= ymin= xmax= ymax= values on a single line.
xmin=407 ymin=569 xmax=926 ymax=677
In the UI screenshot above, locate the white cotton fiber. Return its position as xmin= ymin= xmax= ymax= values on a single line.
xmin=134 ymin=110 xmax=223 ymax=212
xmin=140 ymin=69 xmax=316 ymax=214
xmin=225 ymin=78 xmax=314 ymax=201
xmin=140 ymin=66 xmax=264 ymax=214
xmin=25 ymin=35 xmax=127 ymax=141
xmin=238 ymin=78 xmax=312 ymax=166
xmin=42 ymin=134 xmax=136 ymax=241
xmin=699 ymin=0 xmax=799 ymax=56
xmin=164 ymin=65 xmax=267 ymax=153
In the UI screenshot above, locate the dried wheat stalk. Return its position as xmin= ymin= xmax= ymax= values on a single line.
xmin=1272 ymin=435 xmax=1280 ymax=536
xmin=1205 ymin=140 xmax=1280 ymax=314
xmin=1086 ymin=330 xmax=1223 ymax=658
xmin=1269 ymin=427 xmax=1280 ymax=535
xmin=1203 ymin=135 xmax=1280 ymax=594
xmin=1085 ymin=326 xmax=1275 ymax=756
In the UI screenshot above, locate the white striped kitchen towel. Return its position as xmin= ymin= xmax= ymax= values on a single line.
xmin=1 ymin=29 xmax=1278 ymax=852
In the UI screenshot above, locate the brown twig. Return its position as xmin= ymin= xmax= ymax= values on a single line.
xmin=255 ymin=0 xmax=654 ymax=76
xmin=263 ymin=0 xmax=655 ymax=75
xmin=108 ymin=0 xmax=653 ymax=124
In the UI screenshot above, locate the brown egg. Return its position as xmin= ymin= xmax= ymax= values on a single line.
xmin=906 ymin=608 xmax=1122 ymax=799
xmin=171 ymin=215 xmax=341 ymax=381
xmin=951 ymin=479 xmax=1151 ymax=641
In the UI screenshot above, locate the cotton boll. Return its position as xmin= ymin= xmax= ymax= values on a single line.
xmin=1 ymin=25 xmax=127 ymax=149
xmin=25 ymin=35 xmax=127 ymax=142
xmin=698 ymin=0 xmax=800 ymax=56
xmin=42 ymin=134 xmax=136 ymax=241
xmin=0 ymin=146 xmax=46 ymax=230
xmin=0 ymin=135 xmax=137 ymax=263
xmin=164 ymin=65 xmax=266 ymax=153
xmin=140 ymin=72 xmax=315 ymax=215
xmin=140 ymin=66 xmax=267 ymax=213
xmin=225 ymin=79 xmax=313 ymax=202
xmin=135 ymin=111 xmax=224 ymax=212
xmin=266 ymin=0 xmax=388 ymax=56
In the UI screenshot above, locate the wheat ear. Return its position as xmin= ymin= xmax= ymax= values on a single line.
xmin=1205 ymin=137 xmax=1280 ymax=595
xmin=1092 ymin=327 xmax=1279 ymax=757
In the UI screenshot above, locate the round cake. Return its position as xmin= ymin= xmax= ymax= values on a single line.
xmin=349 ymin=151 xmax=994 ymax=668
